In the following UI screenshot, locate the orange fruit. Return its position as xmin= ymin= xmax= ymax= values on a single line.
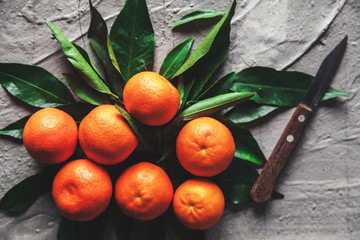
xmin=123 ymin=71 xmax=180 ymax=126
xmin=172 ymin=178 xmax=225 ymax=230
xmin=79 ymin=105 xmax=138 ymax=165
xmin=176 ymin=117 xmax=235 ymax=177
xmin=23 ymin=108 xmax=78 ymax=164
xmin=52 ymin=159 xmax=112 ymax=221
xmin=115 ymin=162 xmax=174 ymax=221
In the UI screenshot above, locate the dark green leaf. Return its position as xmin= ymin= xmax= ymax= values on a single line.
xmin=63 ymin=73 xmax=111 ymax=105
xmin=57 ymin=207 xmax=110 ymax=240
xmin=272 ymin=190 xmax=285 ymax=200
xmin=0 ymin=166 xmax=59 ymax=213
xmin=46 ymin=21 xmax=118 ymax=100
xmin=213 ymin=160 xmax=259 ymax=204
xmin=222 ymin=119 xmax=266 ymax=166
xmin=88 ymin=0 xmax=125 ymax=97
xmin=171 ymin=1 xmax=236 ymax=101
xmin=225 ymin=101 xmax=278 ymax=123
xmin=197 ymin=72 xmax=236 ymax=100
xmin=0 ymin=63 xmax=75 ymax=108
xmin=180 ymin=92 xmax=254 ymax=121
xmin=172 ymin=10 xmax=225 ymax=28
xmin=177 ymin=75 xmax=196 ymax=111
xmin=115 ymin=105 xmax=158 ymax=154
xmin=160 ymin=38 xmax=194 ymax=80
xmin=231 ymin=67 xmax=348 ymax=107
xmin=0 ymin=115 xmax=30 ymax=140
xmin=110 ymin=0 xmax=155 ymax=81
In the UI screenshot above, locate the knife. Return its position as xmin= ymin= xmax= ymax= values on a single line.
xmin=250 ymin=36 xmax=348 ymax=203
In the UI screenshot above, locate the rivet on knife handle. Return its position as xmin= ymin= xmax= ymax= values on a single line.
xmin=250 ymin=103 xmax=312 ymax=203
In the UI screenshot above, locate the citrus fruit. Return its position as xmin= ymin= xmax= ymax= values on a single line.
xmin=52 ymin=159 xmax=112 ymax=221
xmin=115 ymin=162 xmax=174 ymax=221
xmin=172 ymin=178 xmax=225 ymax=230
xmin=79 ymin=105 xmax=138 ymax=165
xmin=23 ymin=108 xmax=78 ymax=164
xmin=176 ymin=117 xmax=235 ymax=177
xmin=123 ymin=71 xmax=180 ymax=126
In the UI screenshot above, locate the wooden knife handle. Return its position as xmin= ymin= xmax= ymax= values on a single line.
xmin=250 ymin=103 xmax=312 ymax=203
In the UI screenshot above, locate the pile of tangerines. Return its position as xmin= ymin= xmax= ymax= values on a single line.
xmin=22 ymin=72 xmax=235 ymax=230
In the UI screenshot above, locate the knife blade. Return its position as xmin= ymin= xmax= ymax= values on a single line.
xmin=250 ymin=36 xmax=348 ymax=203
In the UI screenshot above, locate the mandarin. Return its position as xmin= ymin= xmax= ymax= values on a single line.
xmin=172 ymin=178 xmax=225 ymax=230
xmin=79 ymin=105 xmax=138 ymax=165
xmin=23 ymin=108 xmax=78 ymax=164
xmin=176 ymin=117 xmax=235 ymax=177
xmin=123 ymin=71 xmax=180 ymax=126
xmin=115 ymin=162 xmax=173 ymax=221
xmin=52 ymin=159 xmax=112 ymax=221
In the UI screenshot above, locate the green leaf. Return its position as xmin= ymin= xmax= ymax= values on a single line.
xmin=172 ymin=10 xmax=225 ymax=28
xmin=225 ymin=101 xmax=278 ymax=123
xmin=160 ymin=38 xmax=194 ymax=80
xmin=196 ymin=72 xmax=236 ymax=100
xmin=0 ymin=115 xmax=30 ymax=140
xmin=110 ymin=0 xmax=155 ymax=81
xmin=213 ymin=160 xmax=259 ymax=204
xmin=57 ymin=207 xmax=110 ymax=240
xmin=177 ymin=76 xmax=196 ymax=111
xmin=171 ymin=0 xmax=236 ymax=93
xmin=63 ymin=72 xmax=111 ymax=105
xmin=0 ymin=166 xmax=59 ymax=213
xmin=115 ymin=105 xmax=158 ymax=154
xmin=223 ymin=119 xmax=266 ymax=166
xmin=231 ymin=67 xmax=348 ymax=107
xmin=46 ymin=21 xmax=118 ymax=100
xmin=0 ymin=63 xmax=75 ymax=108
xmin=88 ymin=0 xmax=125 ymax=97
xmin=73 ymin=43 xmax=103 ymax=81
xmin=180 ymin=92 xmax=254 ymax=121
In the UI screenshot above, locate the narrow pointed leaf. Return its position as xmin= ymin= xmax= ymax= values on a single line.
xmin=177 ymin=75 xmax=196 ymax=110
xmin=225 ymin=101 xmax=278 ymax=123
xmin=231 ymin=67 xmax=348 ymax=107
xmin=0 ymin=63 xmax=75 ymax=107
xmin=223 ymin=119 xmax=266 ymax=166
xmin=180 ymin=92 xmax=254 ymax=121
xmin=46 ymin=21 xmax=118 ymax=99
xmin=0 ymin=166 xmax=59 ymax=212
xmin=172 ymin=10 xmax=225 ymax=28
xmin=63 ymin=73 xmax=110 ymax=105
xmin=72 ymin=43 xmax=103 ymax=80
xmin=0 ymin=115 xmax=30 ymax=140
xmin=115 ymin=105 xmax=158 ymax=154
xmin=172 ymin=0 xmax=236 ymax=80
xmin=197 ymin=72 xmax=236 ymax=100
xmin=88 ymin=0 xmax=125 ymax=97
xmin=110 ymin=0 xmax=155 ymax=81
xmin=160 ymin=38 xmax=194 ymax=79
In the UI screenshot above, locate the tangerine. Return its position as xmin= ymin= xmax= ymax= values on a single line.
xmin=23 ymin=108 xmax=78 ymax=164
xmin=115 ymin=162 xmax=174 ymax=221
xmin=79 ymin=105 xmax=138 ymax=165
xmin=123 ymin=71 xmax=180 ymax=126
xmin=52 ymin=159 xmax=112 ymax=221
xmin=172 ymin=178 xmax=225 ymax=230
xmin=176 ymin=117 xmax=235 ymax=177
